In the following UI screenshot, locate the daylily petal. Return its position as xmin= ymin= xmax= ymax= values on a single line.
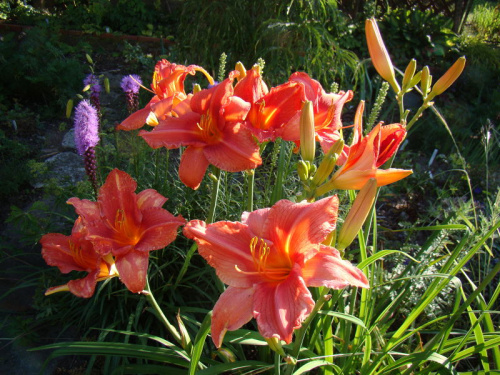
xmin=98 ymin=169 xmax=142 ymax=228
xmin=67 ymin=269 xmax=101 ymax=298
xmin=302 ymin=246 xmax=369 ymax=289
xmin=211 ymin=286 xmax=255 ymax=348
xmin=247 ymin=81 xmax=305 ymax=141
xmin=183 ymin=220 xmax=258 ymax=287
xmin=116 ymin=106 xmax=153 ymax=131
xmin=115 ymin=250 xmax=149 ymax=293
xmin=377 ymin=123 xmax=406 ymax=167
xmin=204 ymin=122 xmax=261 ymax=172
xmin=178 ymin=146 xmax=210 ymax=190
xmin=136 ymin=189 xmax=168 ymax=210
xmin=139 ymin=112 xmax=206 ymax=150
xmin=135 ymin=208 xmax=185 ymax=252
xmin=374 ymin=168 xmax=413 ymax=186
xmin=330 ymin=169 xmax=376 ymax=190
xmin=234 ymin=65 xmax=269 ymax=104
xmin=266 ymin=196 xmax=339 ymax=261
xmin=223 ymin=96 xmax=251 ymax=123
xmin=241 ymin=207 xmax=271 ymax=239
xmin=253 ymin=266 xmax=314 ymax=343
xmin=41 ymin=233 xmax=87 ymax=273
xmin=67 ymin=198 xmax=101 ymax=224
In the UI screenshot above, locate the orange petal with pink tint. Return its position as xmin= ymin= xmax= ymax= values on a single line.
xmin=211 ymin=286 xmax=255 ymax=348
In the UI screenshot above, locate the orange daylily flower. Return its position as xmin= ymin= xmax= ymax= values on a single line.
xmin=286 ymin=72 xmax=353 ymax=162
xmin=117 ymin=59 xmax=214 ymax=131
xmin=41 ymin=217 xmax=118 ymax=298
xmin=326 ymin=101 xmax=412 ymax=190
xmin=68 ymin=169 xmax=185 ymax=293
xmin=184 ymin=197 xmax=369 ymax=347
xmin=139 ymin=71 xmax=262 ymax=190
xmin=245 ymin=79 xmax=306 ymax=142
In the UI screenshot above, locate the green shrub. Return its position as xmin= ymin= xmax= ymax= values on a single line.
xmin=0 ymin=25 xmax=85 ymax=110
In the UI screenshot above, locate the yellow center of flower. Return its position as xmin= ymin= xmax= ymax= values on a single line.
xmin=197 ymin=111 xmax=221 ymax=143
xmin=114 ymin=209 xmax=141 ymax=246
xmin=235 ymin=236 xmax=291 ymax=282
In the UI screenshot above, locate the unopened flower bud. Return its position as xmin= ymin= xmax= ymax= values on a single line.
xmin=421 ymin=66 xmax=432 ymax=97
xmin=337 ymin=178 xmax=377 ymax=251
xmin=428 ymin=56 xmax=466 ymax=100
xmin=193 ymin=83 xmax=202 ymax=94
xmin=297 ymin=160 xmax=309 ymax=182
xmin=365 ymin=19 xmax=401 ymax=94
xmin=66 ymin=99 xmax=73 ymax=119
xmin=265 ymin=337 xmax=287 ymax=357
xmin=300 ymin=101 xmax=316 ymax=163
xmin=104 ymin=77 xmax=110 ymax=94
xmin=312 ymin=139 xmax=344 ymax=186
xmin=234 ymin=61 xmax=247 ymax=81
xmin=409 ymin=70 xmax=422 ymax=89
xmin=402 ymin=59 xmax=417 ymax=92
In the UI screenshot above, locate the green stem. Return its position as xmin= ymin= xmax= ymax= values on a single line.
xmin=270 ymin=140 xmax=288 ymax=205
xmin=247 ymin=169 xmax=255 ymax=212
xmin=143 ymin=278 xmax=182 ymax=346
xmin=406 ymin=103 xmax=429 ymax=131
xmin=284 ymin=294 xmax=331 ymax=375
xmin=207 ymin=167 xmax=221 ymax=224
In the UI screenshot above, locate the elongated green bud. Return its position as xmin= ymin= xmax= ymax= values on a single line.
xmin=85 ymin=54 xmax=93 ymax=65
xmin=409 ymin=70 xmax=422 ymax=89
xmin=402 ymin=59 xmax=416 ymax=92
xmin=66 ymin=99 xmax=74 ymax=119
xmin=297 ymin=160 xmax=309 ymax=182
xmin=337 ymin=178 xmax=377 ymax=251
xmin=104 ymin=77 xmax=110 ymax=94
xmin=312 ymin=139 xmax=344 ymax=186
xmin=421 ymin=66 xmax=432 ymax=97
xmin=300 ymin=101 xmax=316 ymax=163
xmin=265 ymin=337 xmax=287 ymax=357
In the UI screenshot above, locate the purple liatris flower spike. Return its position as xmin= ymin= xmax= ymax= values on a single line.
xmin=74 ymin=100 xmax=100 ymax=193
xmin=120 ymin=74 xmax=142 ymax=94
xmin=83 ymin=74 xmax=102 ymax=114
xmin=83 ymin=74 xmax=102 ymax=94
xmin=121 ymin=74 xmax=142 ymax=114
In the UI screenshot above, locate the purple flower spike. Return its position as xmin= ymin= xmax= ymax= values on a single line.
xmin=74 ymin=100 xmax=100 ymax=156
xmin=83 ymin=74 xmax=102 ymax=94
xmin=120 ymin=74 xmax=142 ymax=94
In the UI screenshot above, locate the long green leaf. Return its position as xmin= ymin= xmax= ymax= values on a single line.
xmin=189 ymin=311 xmax=212 ymax=375
xmin=293 ymin=360 xmax=342 ymax=374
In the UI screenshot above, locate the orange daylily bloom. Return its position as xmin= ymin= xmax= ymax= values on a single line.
xmin=41 ymin=217 xmax=118 ymax=298
xmin=139 ymin=71 xmax=262 ymax=190
xmin=327 ymin=101 xmax=412 ymax=190
xmin=286 ymin=72 xmax=353 ymax=162
xmin=68 ymin=169 xmax=185 ymax=293
xmin=117 ymin=59 xmax=214 ymax=131
xmin=245 ymin=79 xmax=306 ymax=142
xmin=184 ymin=197 xmax=369 ymax=347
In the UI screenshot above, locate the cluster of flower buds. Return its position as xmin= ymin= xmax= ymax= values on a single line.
xmin=365 ymin=18 xmax=466 ymax=128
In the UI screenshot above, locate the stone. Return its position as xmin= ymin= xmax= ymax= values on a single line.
xmin=36 ymin=152 xmax=86 ymax=188
xmin=62 ymin=128 xmax=76 ymax=150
